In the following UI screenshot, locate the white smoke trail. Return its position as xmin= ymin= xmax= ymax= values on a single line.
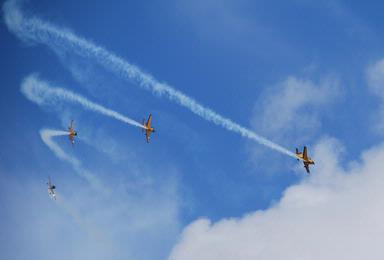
xmin=22 ymin=74 xmax=146 ymax=129
xmin=55 ymin=193 xmax=104 ymax=241
xmin=40 ymin=129 xmax=78 ymax=163
xmin=4 ymin=1 xmax=299 ymax=159
xmin=40 ymin=129 xmax=106 ymax=191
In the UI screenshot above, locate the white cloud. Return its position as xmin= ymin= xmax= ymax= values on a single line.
xmin=366 ymin=59 xmax=384 ymax=98
xmin=0 ymin=168 xmax=181 ymax=260
xmin=169 ymin=137 xmax=384 ymax=260
xmin=252 ymin=76 xmax=340 ymax=143
xmin=248 ymin=76 xmax=341 ymax=174
xmin=366 ymin=59 xmax=384 ymax=131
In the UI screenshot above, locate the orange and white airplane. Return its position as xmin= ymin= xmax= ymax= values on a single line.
xmin=68 ymin=120 xmax=77 ymax=145
xmin=142 ymin=114 xmax=155 ymax=143
xmin=296 ymin=146 xmax=315 ymax=174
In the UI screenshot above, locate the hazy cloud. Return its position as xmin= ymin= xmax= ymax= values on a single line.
xmin=252 ymin=76 xmax=341 ymax=143
xmin=366 ymin=59 xmax=384 ymax=131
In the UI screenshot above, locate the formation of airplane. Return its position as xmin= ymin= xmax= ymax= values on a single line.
xmin=68 ymin=120 xmax=77 ymax=145
xmin=67 ymin=116 xmax=157 ymax=145
xmin=295 ymin=146 xmax=315 ymax=174
xmin=142 ymin=114 xmax=155 ymax=143
xmin=47 ymin=176 xmax=56 ymax=200
xmin=47 ymin=117 xmax=317 ymax=198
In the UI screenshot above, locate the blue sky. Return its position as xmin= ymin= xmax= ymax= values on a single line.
xmin=2 ymin=1 xmax=384 ymax=259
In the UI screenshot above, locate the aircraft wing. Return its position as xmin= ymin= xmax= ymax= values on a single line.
xmin=303 ymin=146 xmax=308 ymax=160
xmin=304 ymin=163 xmax=310 ymax=174
xmin=50 ymin=189 xmax=56 ymax=200
xmin=69 ymin=135 xmax=75 ymax=145
xmin=146 ymin=130 xmax=151 ymax=143
xmin=147 ymin=114 xmax=152 ymax=128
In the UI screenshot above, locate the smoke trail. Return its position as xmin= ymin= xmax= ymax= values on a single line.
xmin=40 ymin=129 xmax=106 ymax=192
xmin=54 ymin=193 xmax=104 ymax=241
xmin=22 ymin=74 xmax=146 ymax=129
xmin=4 ymin=1 xmax=299 ymax=159
xmin=40 ymin=129 xmax=78 ymax=163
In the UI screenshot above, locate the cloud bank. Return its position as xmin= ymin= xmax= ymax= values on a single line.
xmin=169 ymin=137 xmax=384 ymax=260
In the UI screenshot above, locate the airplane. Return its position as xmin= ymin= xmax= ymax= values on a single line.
xmin=295 ymin=146 xmax=315 ymax=174
xmin=47 ymin=176 xmax=56 ymax=200
xmin=68 ymin=120 xmax=77 ymax=145
xmin=142 ymin=114 xmax=155 ymax=143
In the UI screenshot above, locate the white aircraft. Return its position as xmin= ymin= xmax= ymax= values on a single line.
xmin=47 ymin=176 xmax=56 ymax=200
